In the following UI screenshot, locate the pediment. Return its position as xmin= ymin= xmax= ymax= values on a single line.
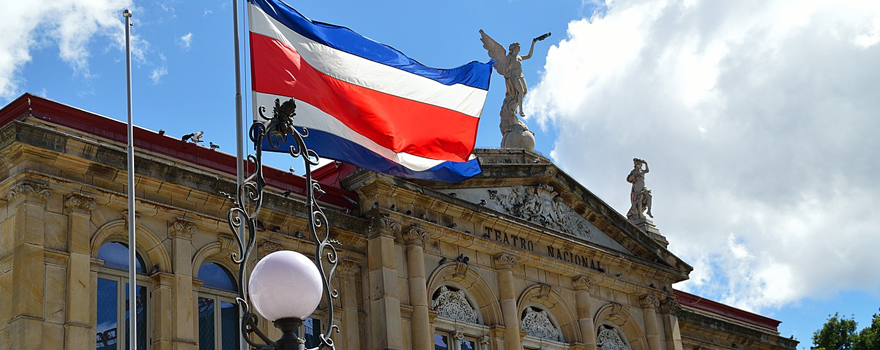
xmin=437 ymin=184 xmax=632 ymax=254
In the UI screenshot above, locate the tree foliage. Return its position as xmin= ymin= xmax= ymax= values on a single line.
xmin=813 ymin=310 xmax=880 ymax=350
xmin=813 ymin=313 xmax=858 ymax=350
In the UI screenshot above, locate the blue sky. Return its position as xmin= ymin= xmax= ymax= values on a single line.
xmin=3 ymin=0 xmax=880 ymax=347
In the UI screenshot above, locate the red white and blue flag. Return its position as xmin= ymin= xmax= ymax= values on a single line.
xmin=248 ymin=0 xmax=491 ymax=182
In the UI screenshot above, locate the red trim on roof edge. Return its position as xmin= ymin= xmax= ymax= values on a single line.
xmin=674 ymin=289 xmax=781 ymax=331
xmin=0 ymin=93 xmax=357 ymax=209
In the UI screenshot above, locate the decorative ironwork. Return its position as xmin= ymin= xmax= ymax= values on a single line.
xmin=225 ymin=98 xmax=339 ymax=350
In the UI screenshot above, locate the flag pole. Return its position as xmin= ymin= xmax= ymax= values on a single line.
xmin=232 ymin=1 xmax=248 ymax=349
xmin=122 ymin=8 xmax=138 ymax=350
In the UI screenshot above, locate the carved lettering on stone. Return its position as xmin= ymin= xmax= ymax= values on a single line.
xmin=521 ymin=306 xmax=562 ymax=342
xmin=487 ymin=185 xmax=593 ymax=238
xmin=431 ymin=285 xmax=479 ymax=324
xmin=597 ymin=325 xmax=631 ymax=350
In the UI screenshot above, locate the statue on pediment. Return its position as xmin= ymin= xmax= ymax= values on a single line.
xmin=479 ymin=30 xmax=550 ymax=151
xmin=626 ymin=158 xmax=653 ymax=220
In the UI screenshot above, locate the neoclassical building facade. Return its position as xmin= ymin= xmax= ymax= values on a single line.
xmin=0 ymin=93 xmax=797 ymax=350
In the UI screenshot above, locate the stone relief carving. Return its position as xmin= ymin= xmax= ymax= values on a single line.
xmin=431 ymin=286 xmax=479 ymax=324
xmin=487 ymin=185 xmax=593 ymax=238
xmin=259 ymin=239 xmax=283 ymax=254
xmin=7 ymin=181 xmax=52 ymax=200
xmin=521 ymin=306 xmax=562 ymax=342
xmin=64 ymin=193 xmax=96 ymax=211
xmin=170 ymin=218 xmax=197 ymax=237
xmin=597 ymin=326 xmax=631 ymax=350
xmin=493 ymin=254 xmax=518 ymax=269
xmin=639 ymin=295 xmax=660 ymax=309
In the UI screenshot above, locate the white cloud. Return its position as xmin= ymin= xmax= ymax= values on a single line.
xmin=150 ymin=67 xmax=167 ymax=84
xmin=0 ymin=0 xmax=136 ymax=100
xmin=179 ymin=32 xmax=193 ymax=50
xmin=526 ymin=0 xmax=880 ymax=312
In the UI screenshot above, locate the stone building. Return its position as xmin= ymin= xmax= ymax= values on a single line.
xmin=0 ymin=93 xmax=798 ymax=350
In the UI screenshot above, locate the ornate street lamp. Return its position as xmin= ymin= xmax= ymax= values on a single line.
xmin=225 ymin=98 xmax=339 ymax=350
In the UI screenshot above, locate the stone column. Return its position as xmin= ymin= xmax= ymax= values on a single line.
xmin=6 ymin=181 xmax=52 ymax=349
xmin=151 ymin=272 xmax=174 ymax=350
xmin=367 ymin=216 xmax=403 ymax=350
xmin=453 ymin=331 xmax=464 ymax=350
xmin=494 ymin=254 xmax=522 ymax=350
xmin=340 ymin=260 xmax=363 ymax=350
xmin=170 ymin=218 xmax=197 ymax=349
xmin=573 ymin=276 xmax=598 ymax=350
xmin=63 ymin=194 xmax=96 ymax=350
xmin=640 ymin=295 xmax=662 ymax=350
xmin=660 ymin=298 xmax=683 ymax=350
xmin=403 ymin=225 xmax=432 ymax=350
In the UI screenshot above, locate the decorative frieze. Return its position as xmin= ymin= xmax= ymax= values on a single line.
xmin=597 ymin=325 xmax=631 ymax=350
xmin=521 ymin=307 xmax=562 ymax=342
xmin=486 ymin=184 xmax=593 ymax=238
xmin=64 ymin=193 xmax=96 ymax=211
xmin=431 ymin=285 xmax=479 ymax=324
xmin=7 ymin=181 xmax=52 ymax=201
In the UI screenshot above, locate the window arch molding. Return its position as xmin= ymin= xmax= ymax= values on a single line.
xmin=593 ymin=303 xmax=647 ymax=350
xmin=90 ymin=219 xmax=171 ymax=273
xmin=426 ymin=261 xmax=501 ymax=326
xmin=192 ymin=241 xmax=239 ymax=281
xmin=516 ymin=283 xmax=578 ymax=343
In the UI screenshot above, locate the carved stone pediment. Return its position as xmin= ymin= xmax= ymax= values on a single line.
xmin=440 ymin=186 xmax=632 ymax=253
xmin=521 ymin=306 xmax=562 ymax=342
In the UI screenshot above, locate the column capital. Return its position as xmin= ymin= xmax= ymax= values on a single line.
xmin=368 ymin=214 xmax=401 ymax=238
xmin=402 ymin=224 xmax=429 ymax=246
xmin=493 ymin=253 xmax=518 ymax=270
xmin=660 ymin=298 xmax=682 ymax=315
xmin=640 ymin=294 xmax=660 ymax=309
xmin=573 ymin=276 xmax=596 ymax=292
xmin=169 ymin=217 xmax=196 ymax=239
xmin=7 ymin=180 xmax=52 ymax=202
xmin=64 ymin=193 xmax=96 ymax=212
xmin=340 ymin=259 xmax=362 ymax=277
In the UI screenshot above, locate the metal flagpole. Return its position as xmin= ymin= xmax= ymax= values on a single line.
xmin=232 ymin=1 xmax=248 ymax=349
xmin=122 ymin=8 xmax=138 ymax=350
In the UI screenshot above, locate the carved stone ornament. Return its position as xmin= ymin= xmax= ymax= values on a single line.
xmin=170 ymin=218 xmax=197 ymax=238
xmin=660 ymin=299 xmax=682 ymax=316
xmin=64 ymin=193 xmax=96 ymax=211
xmin=597 ymin=325 xmax=631 ymax=350
xmin=487 ymin=185 xmax=593 ymax=238
xmin=402 ymin=225 xmax=429 ymax=245
xmin=370 ymin=215 xmax=401 ymax=234
xmin=7 ymin=181 xmax=52 ymax=201
xmin=493 ymin=254 xmax=518 ymax=269
xmin=259 ymin=239 xmax=283 ymax=254
xmin=573 ymin=276 xmax=596 ymax=292
xmin=431 ymin=285 xmax=480 ymax=324
xmin=521 ymin=307 xmax=562 ymax=342
xmin=219 ymin=234 xmax=237 ymax=253
xmin=639 ymin=295 xmax=659 ymax=309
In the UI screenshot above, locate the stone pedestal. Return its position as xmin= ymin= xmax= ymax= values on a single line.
xmin=629 ymin=217 xmax=668 ymax=248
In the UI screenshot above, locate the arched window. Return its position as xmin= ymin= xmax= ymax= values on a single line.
xmin=197 ymin=262 xmax=239 ymax=350
xmin=597 ymin=324 xmax=632 ymax=350
xmin=431 ymin=285 xmax=485 ymax=350
xmin=521 ymin=305 xmax=566 ymax=350
xmin=96 ymin=242 xmax=149 ymax=350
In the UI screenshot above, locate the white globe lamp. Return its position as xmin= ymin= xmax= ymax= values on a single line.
xmin=249 ymin=250 xmax=323 ymax=321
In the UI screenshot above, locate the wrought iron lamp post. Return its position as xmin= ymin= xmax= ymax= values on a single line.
xmin=225 ymin=98 xmax=339 ymax=350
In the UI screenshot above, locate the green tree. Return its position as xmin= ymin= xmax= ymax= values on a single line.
xmin=852 ymin=310 xmax=880 ymax=350
xmin=813 ymin=312 xmax=859 ymax=350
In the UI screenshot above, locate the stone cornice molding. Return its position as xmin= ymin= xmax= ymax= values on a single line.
xmin=64 ymin=193 xmax=97 ymax=212
xmin=7 ymin=181 xmax=52 ymax=201
xmin=640 ymin=294 xmax=660 ymax=309
xmin=169 ymin=217 xmax=197 ymax=239
xmin=402 ymin=224 xmax=429 ymax=246
xmin=493 ymin=253 xmax=518 ymax=270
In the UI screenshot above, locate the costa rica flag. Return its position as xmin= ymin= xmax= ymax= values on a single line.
xmin=248 ymin=0 xmax=491 ymax=182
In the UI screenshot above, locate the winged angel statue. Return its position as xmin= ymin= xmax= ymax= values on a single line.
xmin=479 ymin=30 xmax=550 ymax=150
